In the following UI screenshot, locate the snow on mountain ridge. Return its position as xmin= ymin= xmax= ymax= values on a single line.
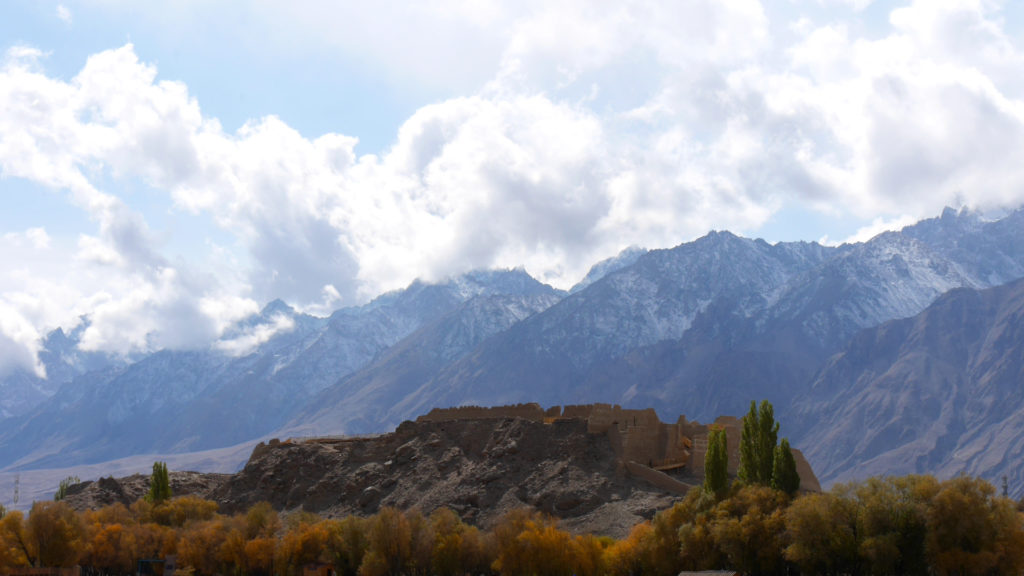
xmin=5 ymin=206 xmax=1024 ymax=479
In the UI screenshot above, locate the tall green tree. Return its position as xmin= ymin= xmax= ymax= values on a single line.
xmin=739 ymin=400 xmax=779 ymax=486
xmin=53 ymin=476 xmax=80 ymax=502
xmin=771 ymin=438 xmax=800 ymax=495
xmin=757 ymin=401 xmax=779 ymax=484
xmin=147 ymin=461 xmax=171 ymax=504
xmin=703 ymin=427 xmax=729 ymax=498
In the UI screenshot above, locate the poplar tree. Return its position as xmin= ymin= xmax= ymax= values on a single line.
xmin=147 ymin=461 xmax=172 ymax=504
xmin=771 ymin=438 xmax=800 ymax=495
xmin=757 ymin=401 xmax=779 ymax=484
xmin=739 ymin=400 xmax=780 ymax=486
xmin=703 ymin=427 xmax=729 ymax=498
xmin=53 ymin=476 xmax=79 ymax=502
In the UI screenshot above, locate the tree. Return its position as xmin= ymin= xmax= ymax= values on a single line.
xmin=176 ymin=518 xmax=233 ymax=576
xmin=703 ymin=427 xmax=729 ymax=498
xmin=147 ymin=462 xmax=172 ymax=504
xmin=27 ymin=501 xmax=84 ymax=567
xmin=244 ymin=501 xmax=281 ymax=540
xmin=83 ymin=522 xmax=136 ymax=574
xmin=326 ymin=516 xmax=369 ymax=576
xmin=771 ymin=438 xmax=800 ymax=495
xmin=739 ymin=400 xmax=779 ymax=486
xmin=603 ymin=522 xmax=654 ymax=576
xmin=362 ymin=507 xmax=411 ymax=576
xmin=784 ymin=490 xmax=860 ymax=576
xmin=710 ymin=485 xmax=788 ymax=575
xmin=0 ymin=509 xmax=34 ymax=569
xmin=853 ymin=476 xmax=929 ymax=576
xmin=925 ymin=476 xmax=1024 ymax=576
xmin=150 ymin=495 xmax=217 ymax=528
xmin=429 ymin=509 xmax=466 ymax=576
xmin=53 ymin=476 xmax=79 ymax=502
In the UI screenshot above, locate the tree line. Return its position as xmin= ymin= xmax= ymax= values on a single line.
xmin=2 ymin=474 xmax=1022 ymax=576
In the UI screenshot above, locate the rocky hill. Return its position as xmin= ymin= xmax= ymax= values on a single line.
xmin=63 ymin=405 xmax=819 ymax=538
xmin=63 ymin=470 xmax=231 ymax=510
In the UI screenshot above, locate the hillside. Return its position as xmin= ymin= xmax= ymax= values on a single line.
xmin=790 ymin=276 xmax=1024 ymax=491
xmin=64 ymin=404 xmax=819 ymax=538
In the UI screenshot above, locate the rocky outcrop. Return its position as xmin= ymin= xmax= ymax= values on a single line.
xmin=63 ymin=471 xmax=231 ymax=510
xmin=211 ymin=417 xmax=685 ymax=538
xmin=63 ymin=407 xmax=820 ymax=538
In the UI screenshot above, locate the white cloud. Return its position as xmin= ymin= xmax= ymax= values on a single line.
xmin=3 ymin=228 xmax=50 ymax=250
xmin=213 ymin=313 xmax=296 ymax=357
xmin=834 ymin=214 xmax=920 ymax=245
xmin=0 ymin=301 xmax=45 ymax=378
xmin=56 ymin=4 xmax=72 ymax=25
xmin=4 ymin=1 xmax=1024 ymax=374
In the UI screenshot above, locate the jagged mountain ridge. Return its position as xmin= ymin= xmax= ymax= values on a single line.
xmin=376 ymin=208 xmax=1024 ymax=427
xmin=0 ymin=323 xmax=124 ymax=419
xmin=0 ymin=269 xmax=561 ymax=469
xmin=382 ymin=232 xmax=834 ymax=421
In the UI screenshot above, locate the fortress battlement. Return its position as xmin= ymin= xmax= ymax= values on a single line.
xmin=416 ymin=403 xmax=820 ymax=492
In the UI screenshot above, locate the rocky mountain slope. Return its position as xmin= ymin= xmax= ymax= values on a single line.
xmin=790 ymin=276 xmax=1024 ymax=492
xmin=283 ymin=292 xmax=563 ymax=436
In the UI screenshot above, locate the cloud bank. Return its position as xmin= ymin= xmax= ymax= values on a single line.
xmin=3 ymin=0 xmax=1024 ymax=375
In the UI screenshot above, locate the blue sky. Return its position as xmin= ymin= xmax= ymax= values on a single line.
xmin=3 ymin=0 xmax=1024 ymax=375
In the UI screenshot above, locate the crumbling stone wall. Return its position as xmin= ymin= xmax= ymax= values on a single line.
xmin=414 ymin=403 xmax=820 ymax=492
xmin=416 ymin=403 xmax=546 ymax=423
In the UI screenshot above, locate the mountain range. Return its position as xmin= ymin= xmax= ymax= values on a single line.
xmin=3 ymin=206 xmax=1024 ymax=496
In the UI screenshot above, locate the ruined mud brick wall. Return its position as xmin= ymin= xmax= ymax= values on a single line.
xmin=558 ymin=404 xmax=693 ymax=469
xmin=687 ymin=416 xmax=743 ymax=475
xmin=415 ymin=403 xmax=820 ymax=492
xmin=792 ymin=449 xmax=822 ymax=492
xmin=624 ymin=461 xmax=692 ymax=494
xmin=416 ymin=403 xmax=546 ymax=423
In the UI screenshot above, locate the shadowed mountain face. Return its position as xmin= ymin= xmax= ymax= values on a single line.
xmin=282 ymin=292 xmax=565 ymax=437
xmin=3 ymin=207 xmax=1024 ymax=496
xmin=789 ymin=277 xmax=1024 ymax=492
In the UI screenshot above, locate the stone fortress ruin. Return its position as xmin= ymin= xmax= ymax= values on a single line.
xmin=417 ymin=403 xmax=821 ymax=493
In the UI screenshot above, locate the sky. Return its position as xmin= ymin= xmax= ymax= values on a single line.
xmin=3 ymin=0 xmax=1024 ymax=377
